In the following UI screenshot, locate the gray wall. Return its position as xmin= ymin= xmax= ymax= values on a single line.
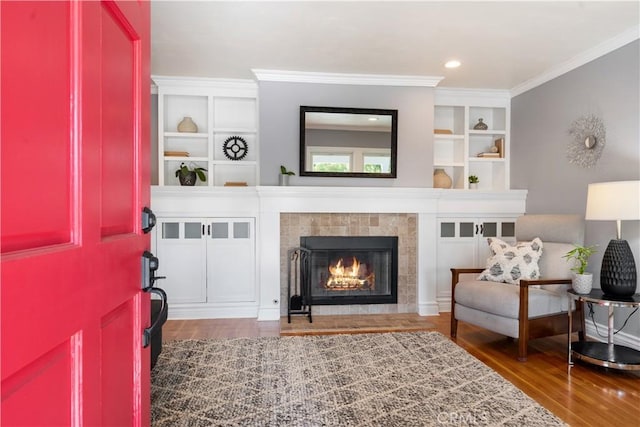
xmin=511 ymin=40 xmax=640 ymax=334
xmin=258 ymin=81 xmax=433 ymax=186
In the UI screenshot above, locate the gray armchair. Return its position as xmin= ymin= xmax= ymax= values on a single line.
xmin=451 ymin=214 xmax=586 ymax=361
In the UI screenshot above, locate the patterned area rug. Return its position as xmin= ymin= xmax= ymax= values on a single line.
xmin=151 ymin=332 xmax=565 ymax=426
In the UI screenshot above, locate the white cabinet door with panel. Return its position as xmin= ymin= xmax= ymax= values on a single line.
xmin=155 ymin=218 xmax=208 ymax=304
xmin=154 ymin=217 xmax=256 ymax=316
xmin=207 ymin=218 xmax=256 ymax=303
xmin=436 ymin=217 xmax=517 ymax=299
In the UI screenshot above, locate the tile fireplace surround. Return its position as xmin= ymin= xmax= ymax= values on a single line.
xmin=280 ymin=213 xmax=417 ymax=316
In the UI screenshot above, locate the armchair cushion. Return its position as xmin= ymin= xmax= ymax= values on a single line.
xmin=477 ymin=237 xmax=543 ymax=285
xmin=455 ymin=280 xmax=569 ymax=319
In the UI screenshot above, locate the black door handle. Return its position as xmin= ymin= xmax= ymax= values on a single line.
xmin=143 ymin=287 xmax=168 ymax=348
xmin=141 ymin=207 xmax=156 ymax=234
xmin=142 ymin=251 xmax=166 ymax=289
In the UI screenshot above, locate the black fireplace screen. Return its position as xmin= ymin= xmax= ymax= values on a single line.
xmin=300 ymin=236 xmax=398 ymax=305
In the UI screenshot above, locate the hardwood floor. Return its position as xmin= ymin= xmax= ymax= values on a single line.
xmin=162 ymin=313 xmax=640 ymax=426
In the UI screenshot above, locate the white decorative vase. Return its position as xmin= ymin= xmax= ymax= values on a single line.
xmin=433 ymin=169 xmax=452 ymax=189
xmin=177 ymin=116 xmax=198 ymax=133
xmin=469 ymin=183 xmax=478 ymax=190
xmin=572 ymin=273 xmax=593 ymax=294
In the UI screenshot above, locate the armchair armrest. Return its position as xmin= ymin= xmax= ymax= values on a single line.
xmin=451 ymin=268 xmax=484 ymax=287
xmin=518 ymin=278 xmax=572 ymax=317
xmin=450 ymin=268 xmax=485 ymax=338
xmin=450 ymin=268 xmax=484 ymax=300
xmin=518 ymin=279 xmax=584 ymax=360
xmin=450 ymin=268 xmax=485 ymax=320
xmin=451 ymin=268 xmax=485 ymax=275
xmin=520 ymin=278 xmax=572 ymax=287
xmin=517 ymin=277 xmax=573 ymax=356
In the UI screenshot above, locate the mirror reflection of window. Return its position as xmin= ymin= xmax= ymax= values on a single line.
xmin=363 ymin=152 xmax=390 ymax=173
xmin=311 ymin=153 xmax=351 ymax=172
xmin=307 ymin=147 xmax=391 ymax=174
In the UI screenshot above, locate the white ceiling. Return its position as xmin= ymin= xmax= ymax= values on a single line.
xmin=151 ymin=1 xmax=639 ymax=92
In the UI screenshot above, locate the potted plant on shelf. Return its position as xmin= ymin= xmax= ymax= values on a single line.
xmin=175 ymin=163 xmax=207 ymax=186
xmin=468 ymin=175 xmax=479 ymax=189
xmin=563 ymin=244 xmax=597 ymax=294
xmin=279 ymin=165 xmax=295 ymax=186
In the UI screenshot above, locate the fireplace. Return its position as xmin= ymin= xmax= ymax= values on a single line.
xmin=300 ymin=236 xmax=398 ymax=305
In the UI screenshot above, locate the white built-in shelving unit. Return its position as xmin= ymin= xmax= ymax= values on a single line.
xmin=433 ymin=89 xmax=510 ymax=190
xmin=153 ymin=76 xmax=259 ymax=187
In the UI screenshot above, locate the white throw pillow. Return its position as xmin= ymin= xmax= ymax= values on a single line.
xmin=477 ymin=237 xmax=543 ymax=285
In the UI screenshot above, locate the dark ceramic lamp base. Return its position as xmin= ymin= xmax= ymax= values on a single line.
xmin=600 ymin=239 xmax=637 ymax=297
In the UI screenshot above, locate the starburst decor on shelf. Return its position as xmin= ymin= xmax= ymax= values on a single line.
xmin=567 ymin=114 xmax=605 ymax=168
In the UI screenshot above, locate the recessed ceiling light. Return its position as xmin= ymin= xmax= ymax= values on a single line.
xmin=445 ymin=60 xmax=461 ymax=69
xmin=368 ymin=117 xmax=378 ymax=121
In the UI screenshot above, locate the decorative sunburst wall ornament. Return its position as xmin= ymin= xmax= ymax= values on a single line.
xmin=567 ymin=114 xmax=605 ymax=168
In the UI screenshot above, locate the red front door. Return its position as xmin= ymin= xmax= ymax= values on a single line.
xmin=1 ymin=1 xmax=151 ymax=425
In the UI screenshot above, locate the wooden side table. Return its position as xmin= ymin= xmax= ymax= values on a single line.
xmin=567 ymin=289 xmax=640 ymax=371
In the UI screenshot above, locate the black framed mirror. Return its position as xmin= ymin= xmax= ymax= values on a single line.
xmin=300 ymin=106 xmax=398 ymax=178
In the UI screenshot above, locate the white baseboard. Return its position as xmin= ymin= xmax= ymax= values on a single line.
xmin=257 ymin=307 xmax=281 ymax=321
xmin=437 ymin=298 xmax=452 ymax=313
xmin=168 ymin=303 xmax=259 ymax=320
xmin=584 ymin=320 xmax=640 ymax=352
xmin=418 ymin=302 xmax=440 ymax=316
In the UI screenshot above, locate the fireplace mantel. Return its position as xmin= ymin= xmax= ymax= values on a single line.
xmin=151 ymin=185 xmax=526 ymax=214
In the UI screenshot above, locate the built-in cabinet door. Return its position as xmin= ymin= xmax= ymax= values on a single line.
xmin=155 ymin=218 xmax=208 ymax=303
xmin=206 ymin=218 xmax=256 ymax=303
xmin=438 ymin=219 xmax=478 ymax=271
xmin=436 ymin=217 xmax=516 ymax=298
xmin=154 ymin=217 xmax=256 ymax=306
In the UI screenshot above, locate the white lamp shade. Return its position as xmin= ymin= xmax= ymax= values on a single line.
xmin=585 ymin=180 xmax=640 ymax=221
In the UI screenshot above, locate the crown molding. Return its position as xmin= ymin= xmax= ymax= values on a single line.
xmin=510 ymin=25 xmax=640 ymax=97
xmin=252 ymin=69 xmax=444 ymax=87
xmin=151 ymin=75 xmax=257 ymax=90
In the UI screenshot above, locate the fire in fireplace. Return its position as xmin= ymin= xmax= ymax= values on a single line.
xmin=326 ymin=257 xmax=374 ymax=290
xmin=300 ymin=236 xmax=398 ymax=305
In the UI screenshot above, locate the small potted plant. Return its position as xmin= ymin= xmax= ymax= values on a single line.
xmin=468 ymin=175 xmax=479 ymax=189
xmin=279 ymin=165 xmax=295 ymax=186
xmin=563 ymin=244 xmax=597 ymax=294
xmin=175 ymin=162 xmax=207 ymax=186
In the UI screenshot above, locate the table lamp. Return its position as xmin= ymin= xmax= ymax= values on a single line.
xmin=585 ymin=180 xmax=640 ymax=297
